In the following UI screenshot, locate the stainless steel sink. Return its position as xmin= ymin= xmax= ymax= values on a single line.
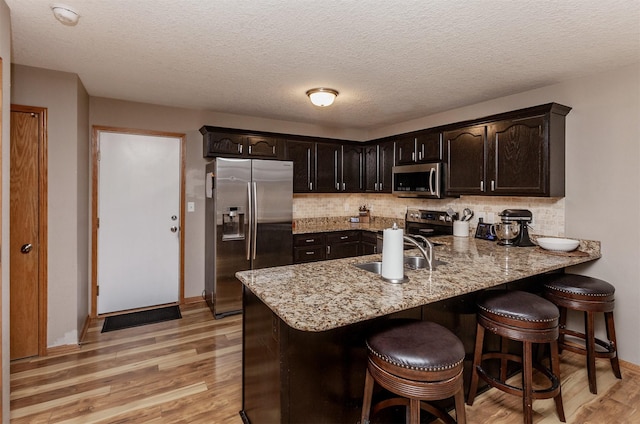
xmin=354 ymin=261 xmax=383 ymax=274
xmin=404 ymin=256 xmax=447 ymax=269
xmin=354 ymin=257 xmax=446 ymax=275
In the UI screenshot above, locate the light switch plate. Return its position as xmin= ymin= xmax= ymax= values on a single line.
xmin=187 ymin=202 xmax=195 ymax=212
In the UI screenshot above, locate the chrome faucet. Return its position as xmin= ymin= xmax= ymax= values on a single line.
xmin=403 ymin=235 xmax=434 ymax=270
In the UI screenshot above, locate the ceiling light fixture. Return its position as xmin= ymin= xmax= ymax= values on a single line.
xmin=306 ymin=88 xmax=339 ymax=107
xmin=51 ymin=3 xmax=80 ymax=26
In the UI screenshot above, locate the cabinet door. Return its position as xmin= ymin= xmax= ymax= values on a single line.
xmin=395 ymin=137 xmax=416 ymax=165
xmin=445 ymin=125 xmax=486 ymax=195
xmin=488 ymin=116 xmax=547 ymax=195
xmin=326 ymin=232 xmax=360 ymax=260
xmin=341 ymin=144 xmax=363 ymax=192
xmin=247 ymin=135 xmax=280 ymax=158
xmin=285 ymin=140 xmax=315 ymax=193
xmin=203 ymin=132 xmax=244 ymax=157
xmin=378 ymin=141 xmax=394 ymax=193
xmin=415 ymin=131 xmax=443 ymax=162
xmin=364 ymin=145 xmax=379 ymax=192
xmin=315 ymin=143 xmax=341 ymax=192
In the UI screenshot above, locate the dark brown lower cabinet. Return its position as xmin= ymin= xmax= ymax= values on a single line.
xmin=294 ymin=231 xmax=378 ymax=264
xmin=241 ymin=277 xmax=544 ymax=423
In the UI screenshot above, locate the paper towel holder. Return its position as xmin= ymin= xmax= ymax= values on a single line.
xmin=382 ymin=275 xmax=409 ymax=284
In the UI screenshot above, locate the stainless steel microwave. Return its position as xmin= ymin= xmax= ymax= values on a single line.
xmin=392 ymin=162 xmax=444 ymax=198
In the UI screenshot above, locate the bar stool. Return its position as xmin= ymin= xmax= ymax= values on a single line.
xmin=467 ymin=290 xmax=565 ymax=424
xmin=542 ymin=273 xmax=622 ymax=394
xmin=361 ymin=320 xmax=466 ymax=424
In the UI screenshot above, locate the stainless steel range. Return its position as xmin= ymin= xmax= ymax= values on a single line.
xmin=405 ymin=209 xmax=454 ymax=239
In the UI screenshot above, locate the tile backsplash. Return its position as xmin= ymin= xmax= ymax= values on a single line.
xmin=293 ymin=194 xmax=565 ymax=236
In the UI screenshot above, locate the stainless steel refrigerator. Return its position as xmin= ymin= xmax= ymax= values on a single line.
xmin=205 ymin=158 xmax=293 ymax=318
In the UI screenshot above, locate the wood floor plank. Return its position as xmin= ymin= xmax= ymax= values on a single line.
xmin=9 ymin=301 xmax=638 ymax=423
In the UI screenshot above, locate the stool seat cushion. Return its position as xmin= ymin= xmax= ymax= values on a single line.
xmin=478 ymin=290 xmax=559 ymax=323
xmin=367 ymin=321 xmax=464 ymax=371
xmin=543 ymin=274 xmax=615 ymax=297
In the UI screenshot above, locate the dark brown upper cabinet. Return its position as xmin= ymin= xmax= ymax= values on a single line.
xmin=200 ymin=126 xmax=282 ymax=159
xmin=445 ymin=103 xmax=571 ymax=197
xmin=315 ymin=143 xmax=363 ymax=193
xmin=364 ymin=141 xmax=394 ymax=192
xmin=285 ymin=140 xmax=316 ymax=193
xmin=445 ymin=125 xmax=487 ymax=195
xmin=395 ymin=130 xmax=442 ymax=165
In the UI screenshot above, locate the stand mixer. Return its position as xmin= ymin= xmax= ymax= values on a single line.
xmin=496 ymin=209 xmax=535 ymax=247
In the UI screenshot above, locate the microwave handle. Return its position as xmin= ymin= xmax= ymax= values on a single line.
xmin=429 ymin=167 xmax=436 ymax=195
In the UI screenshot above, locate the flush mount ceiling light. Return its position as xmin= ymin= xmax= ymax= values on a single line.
xmin=306 ymin=88 xmax=339 ymax=107
xmin=51 ymin=3 xmax=80 ymax=26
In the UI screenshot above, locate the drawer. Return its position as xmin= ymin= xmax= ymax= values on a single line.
xmin=326 ymin=231 xmax=360 ymax=244
xmin=360 ymin=231 xmax=378 ymax=244
xmin=294 ymin=246 xmax=326 ymax=263
xmin=293 ymin=233 xmax=326 ymax=247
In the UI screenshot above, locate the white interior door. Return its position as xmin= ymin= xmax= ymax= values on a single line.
xmin=97 ymin=131 xmax=181 ymax=314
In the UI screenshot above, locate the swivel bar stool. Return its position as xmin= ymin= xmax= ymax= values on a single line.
xmin=361 ymin=320 xmax=466 ymax=424
xmin=542 ymin=273 xmax=622 ymax=394
xmin=467 ymin=290 xmax=565 ymax=424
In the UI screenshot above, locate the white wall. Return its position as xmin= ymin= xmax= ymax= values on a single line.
xmin=11 ymin=65 xmax=90 ymax=348
xmin=0 ymin=0 xmax=10 ymax=419
xmin=370 ymin=64 xmax=640 ymax=365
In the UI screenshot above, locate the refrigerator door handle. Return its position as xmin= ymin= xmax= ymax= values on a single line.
xmin=252 ymin=181 xmax=258 ymax=260
xmin=246 ymin=182 xmax=252 ymax=261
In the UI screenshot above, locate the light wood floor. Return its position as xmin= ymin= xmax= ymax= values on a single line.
xmin=10 ymin=301 xmax=640 ymax=423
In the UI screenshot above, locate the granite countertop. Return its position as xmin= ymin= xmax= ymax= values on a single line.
xmin=236 ymin=236 xmax=601 ymax=333
xmin=293 ymin=218 xmax=393 ymax=235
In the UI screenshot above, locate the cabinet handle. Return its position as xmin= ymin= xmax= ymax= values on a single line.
xmin=399 ymin=147 xmax=402 ymax=161
xmin=307 ymin=148 xmax=312 ymax=191
xmin=374 ymin=246 xmax=377 ymax=253
xmin=305 ymin=239 xmax=315 ymax=243
xmin=421 ymin=144 xmax=425 ymax=160
xmin=340 ymin=236 xmax=348 ymax=240
xmin=342 ymin=182 xmax=345 ymax=190
xmin=480 ymin=181 xmax=484 ymax=191
xmin=491 ymin=180 xmax=495 ymax=191
xmin=327 ymin=246 xmax=331 ymax=255
xmin=238 ymin=144 xmax=243 ymax=154
xmin=306 ymin=251 xmax=315 ymax=255
xmin=411 ymin=152 xmax=415 ymax=161
xmin=272 ymin=145 xmax=276 ymax=155
xmin=374 ymin=182 xmax=378 ymax=191
xmin=334 ymin=150 xmax=339 ymax=190
xmin=248 ymin=145 xmax=252 ymax=155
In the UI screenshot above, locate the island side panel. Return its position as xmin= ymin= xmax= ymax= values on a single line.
xmin=242 ymin=287 xmax=282 ymax=423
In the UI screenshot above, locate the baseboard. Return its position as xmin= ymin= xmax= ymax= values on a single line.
xmin=46 ymin=343 xmax=81 ymax=357
xmin=79 ymin=314 xmax=92 ymax=344
xmin=183 ymin=296 xmax=205 ymax=305
xmin=620 ymin=358 xmax=640 ymax=373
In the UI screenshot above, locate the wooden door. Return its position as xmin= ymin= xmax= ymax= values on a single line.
xmin=395 ymin=137 xmax=416 ymax=165
xmin=415 ymin=130 xmax=443 ymax=162
xmin=284 ymin=140 xmax=315 ymax=193
xmin=95 ymin=129 xmax=184 ymax=314
xmin=379 ymin=141 xmax=394 ymax=193
xmin=10 ymin=106 xmax=47 ymax=360
xmin=445 ymin=125 xmax=486 ymax=196
xmin=341 ymin=144 xmax=363 ymax=192
xmin=315 ymin=142 xmax=341 ymax=192
xmin=488 ymin=116 xmax=547 ymax=195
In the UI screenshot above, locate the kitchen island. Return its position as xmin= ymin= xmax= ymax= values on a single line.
xmin=236 ymin=236 xmax=601 ymax=423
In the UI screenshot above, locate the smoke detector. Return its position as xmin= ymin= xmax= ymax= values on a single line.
xmin=51 ymin=3 xmax=80 ymax=26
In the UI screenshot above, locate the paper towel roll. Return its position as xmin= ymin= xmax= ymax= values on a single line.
xmin=381 ymin=225 xmax=404 ymax=280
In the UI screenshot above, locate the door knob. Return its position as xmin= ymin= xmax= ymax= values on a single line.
xmin=170 ymin=226 xmax=178 ymax=233
xmin=21 ymin=243 xmax=32 ymax=254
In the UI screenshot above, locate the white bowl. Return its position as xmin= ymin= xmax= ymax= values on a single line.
xmin=537 ymin=237 xmax=580 ymax=252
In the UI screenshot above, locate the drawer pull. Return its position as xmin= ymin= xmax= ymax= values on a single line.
xmin=305 ymin=239 xmax=315 ymax=243
xmin=340 ymin=236 xmax=348 ymax=240
xmin=305 ymin=251 xmax=315 ymax=255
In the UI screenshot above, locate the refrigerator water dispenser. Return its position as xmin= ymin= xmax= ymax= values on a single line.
xmin=222 ymin=207 xmax=245 ymax=240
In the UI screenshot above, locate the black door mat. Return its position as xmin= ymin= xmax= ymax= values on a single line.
xmin=101 ymin=305 xmax=182 ymax=333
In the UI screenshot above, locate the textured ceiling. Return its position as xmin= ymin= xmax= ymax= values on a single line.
xmin=6 ymin=0 xmax=640 ymax=130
